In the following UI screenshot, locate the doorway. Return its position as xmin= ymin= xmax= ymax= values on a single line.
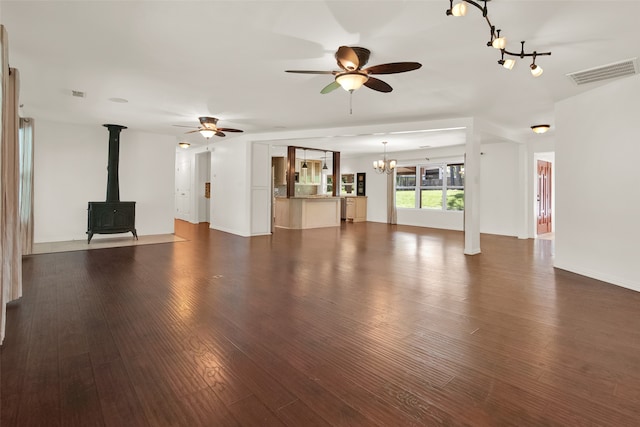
xmin=536 ymin=159 xmax=552 ymax=235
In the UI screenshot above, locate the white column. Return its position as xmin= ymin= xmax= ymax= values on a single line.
xmin=464 ymin=129 xmax=481 ymax=255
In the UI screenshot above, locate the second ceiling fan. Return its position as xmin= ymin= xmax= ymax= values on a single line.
xmin=286 ymin=46 xmax=422 ymax=94
xmin=182 ymin=117 xmax=244 ymax=139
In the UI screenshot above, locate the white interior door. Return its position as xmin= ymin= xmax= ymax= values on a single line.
xmin=175 ymin=158 xmax=191 ymax=221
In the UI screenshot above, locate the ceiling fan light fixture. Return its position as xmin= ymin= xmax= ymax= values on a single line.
xmin=199 ymin=129 xmax=216 ymax=139
xmin=336 ymin=72 xmax=369 ymax=92
xmin=531 ymin=124 xmax=550 ymax=134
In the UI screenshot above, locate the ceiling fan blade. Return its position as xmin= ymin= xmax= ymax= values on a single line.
xmin=215 ymin=131 xmax=226 ymax=137
xmin=285 ymin=70 xmax=335 ymax=74
xmin=336 ymin=46 xmax=359 ymax=71
xmin=364 ymin=62 xmax=422 ymax=75
xmin=364 ymin=77 xmax=393 ymax=93
xmin=351 ymin=47 xmax=371 ymax=68
xmin=320 ymin=81 xmax=341 ymax=94
xmin=184 ymin=130 xmax=201 ymax=134
xmin=173 ymin=125 xmax=197 ymax=129
xmin=217 ymin=128 xmax=243 ymax=133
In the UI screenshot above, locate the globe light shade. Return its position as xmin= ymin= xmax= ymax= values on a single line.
xmin=199 ymin=129 xmax=216 ymax=139
xmin=502 ymin=59 xmax=516 ymax=70
xmin=492 ymin=36 xmax=507 ymax=50
xmin=530 ymin=64 xmax=543 ymax=77
xmin=452 ymin=2 xmax=467 ymax=16
xmin=336 ymin=73 xmax=369 ymax=92
xmin=531 ymin=124 xmax=550 ymax=134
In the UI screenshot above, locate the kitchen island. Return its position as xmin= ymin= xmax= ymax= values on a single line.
xmin=274 ymin=196 xmax=341 ymax=229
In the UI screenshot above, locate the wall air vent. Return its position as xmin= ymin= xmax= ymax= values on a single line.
xmin=71 ymin=90 xmax=86 ymax=98
xmin=567 ymin=58 xmax=638 ymax=86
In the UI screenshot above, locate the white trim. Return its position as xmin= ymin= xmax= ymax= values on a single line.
xmin=554 ymin=262 xmax=640 ymax=293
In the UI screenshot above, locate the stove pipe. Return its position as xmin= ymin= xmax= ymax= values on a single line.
xmin=104 ymin=124 xmax=127 ymax=202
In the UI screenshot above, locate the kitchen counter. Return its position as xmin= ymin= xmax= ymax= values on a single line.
xmin=274 ymin=196 xmax=341 ymax=229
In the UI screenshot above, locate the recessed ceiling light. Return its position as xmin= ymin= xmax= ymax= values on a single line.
xmin=108 ymin=97 xmax=128 ymax=103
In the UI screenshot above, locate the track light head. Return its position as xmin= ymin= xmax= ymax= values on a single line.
xmin=452 ymin=1 xmax=467 ymax=16
xmin=446 ymin=0 xmax=467 ymax=16
xmin=491 ymin=29 xmax=506 ymax=49
xmin=530 ymin=63 xmax=543 ymax=77
xmin=498 ymin=58 xmax=516 ymax=70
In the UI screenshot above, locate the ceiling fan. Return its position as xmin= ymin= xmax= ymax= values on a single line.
xmin=286 ymin=46 xmax=422 ymax=94
xmin=177 ymin=117 xmax=244 ymax=139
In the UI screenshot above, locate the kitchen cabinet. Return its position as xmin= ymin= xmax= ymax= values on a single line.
xmin=341 ymin=173 xmax=355 ymax=195
xmin=343 ymin=196 xmax=367 ymax=222
xmin=298 ymin=159 xmax=323 ymax=184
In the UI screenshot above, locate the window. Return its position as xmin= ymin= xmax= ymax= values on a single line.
xmin=395 ymin=166 xmax=416 ymax=208
xmin=395 ymin=162 xmax=464 ymax=211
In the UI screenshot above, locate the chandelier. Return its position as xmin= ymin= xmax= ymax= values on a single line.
xmin=445 ymin=0 xmax=551 ymax=76
xmin=373 ymin=141 xmax=396 ymax=175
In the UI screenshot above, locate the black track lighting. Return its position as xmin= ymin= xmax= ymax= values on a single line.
xmin=446 ymin=0 xmax=551 ymax=76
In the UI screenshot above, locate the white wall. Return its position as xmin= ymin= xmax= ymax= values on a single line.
xmin=196 ymin=151 xmax=211 ymax=223
xmin=479 ymin=142 xmax=519 ymax=236
xmin=250 ymin=142 xmax=271 ymax=235
xmin=555 ymin=74 xmax=640 ymax=291
xmin=340 ymin=154 xmax=387 ymax=223
xmin=34 ymin=120 xmax=176 ymax=242
xmin=209 ymin=138 xmax=251 ymax=236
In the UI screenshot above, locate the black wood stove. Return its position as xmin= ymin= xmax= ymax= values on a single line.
xmin=87 ymin=124 xmax=138 ymax=243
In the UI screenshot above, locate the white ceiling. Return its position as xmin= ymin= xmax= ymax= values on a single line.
xmin=3 ymin=1 xmax=640 ymax=154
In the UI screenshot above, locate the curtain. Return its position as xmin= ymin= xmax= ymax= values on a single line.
xmin=387 ymin=171 xmax=397 ymax=225
xmin=1 ymin=24 xmax=22 ymax=345
xmin=19 ymin=117 xmax=34 ymax=255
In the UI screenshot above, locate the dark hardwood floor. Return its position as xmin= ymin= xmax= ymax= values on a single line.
xmin=2 ymin=220 xmax=640 ymax=426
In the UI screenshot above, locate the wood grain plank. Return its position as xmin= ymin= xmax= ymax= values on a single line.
xmin=92 ymin=359 xmax=149 ymax=427
xmin=4 ymin=221 xmax=640 ymax=426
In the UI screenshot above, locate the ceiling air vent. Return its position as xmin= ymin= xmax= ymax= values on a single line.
xmin=71 ymin=90 xmax=86 ymax=98
xmin=567 ymin=58 xmax=638 ymax=86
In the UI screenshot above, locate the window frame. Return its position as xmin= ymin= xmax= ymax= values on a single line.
xmin=395 ymin=161 xmax=465 ymax=211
